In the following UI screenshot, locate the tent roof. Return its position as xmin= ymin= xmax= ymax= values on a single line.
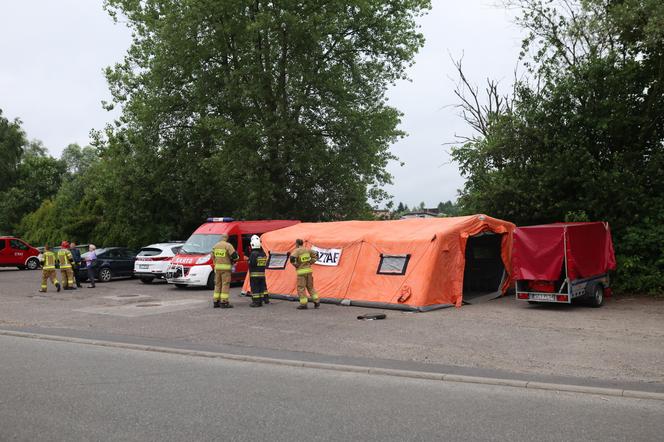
xmin=262 ymin=215 xmax=510 ymax=244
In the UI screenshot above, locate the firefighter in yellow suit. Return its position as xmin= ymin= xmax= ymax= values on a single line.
xmin=289 ymin=239 xmax=320 ymax=310
xmin=58 ymin=241 xmax=76 ymax=290
xmin=211 ymin=233 xmax=239 ymax=308
xmin=39 ymin=244 xmax=61 ymax=293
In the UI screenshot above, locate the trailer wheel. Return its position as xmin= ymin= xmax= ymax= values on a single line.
xmin=586 ymin=282 xmax=604 ymax=308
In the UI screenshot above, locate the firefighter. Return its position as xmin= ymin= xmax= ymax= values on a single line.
xmin=39 ymin=244 xmax=61 ymax=293
xmin=289 ymin=238 xmax=320 ymax=310
xmin=248 ymin=235 xmax=268 ymax=307
xmin=57 ymin=241 xmax=76 ymax=290
xmin=211 ymin=233 xmax=239 ymax=308
xmin=70 ymin=241 xmax=83 ymax=288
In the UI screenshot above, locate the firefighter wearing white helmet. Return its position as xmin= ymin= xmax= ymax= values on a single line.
xmin=211 ymin=233 xmax=239 ymax=308
xmin=248 ymin=234 xmax=268 ymax=307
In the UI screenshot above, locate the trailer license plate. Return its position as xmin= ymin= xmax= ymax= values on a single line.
xmin=531 ymin=293 xmax=555 ymax=301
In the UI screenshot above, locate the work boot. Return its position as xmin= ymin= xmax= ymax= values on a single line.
xmin=213 ymin=300 xmax=221 ymax=308
xmin=262 ymin=294 xmax=270 ymax=304
xmin=39 ymin=289 xmax=46 ymax=293
xmin=56 ymin=283 xmax=61 ymax=292
xmin=296 ymin=304 xmax=308 ymax=310
xmin=314 ymin=300 xmax=320 ymax=309
xmin=220 ymin=301 xmax=233 ymax=309
xmin=250 ymin=298 xmax=262 ymax=307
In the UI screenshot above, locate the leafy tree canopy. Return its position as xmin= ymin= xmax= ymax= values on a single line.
xmin=0 ymin=109 xmax=26 ymax=192
xmin=94 ymin=0 xmax=430 ymax=244
xmin=0 ymin=110 xmax=69 ymax=235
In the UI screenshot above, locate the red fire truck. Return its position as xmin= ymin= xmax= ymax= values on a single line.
xmin=165 ymin=218 xmax=299 ymax=289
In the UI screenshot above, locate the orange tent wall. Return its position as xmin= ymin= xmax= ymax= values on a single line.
xmin=256 ymin=215 xmax=514 ymax=310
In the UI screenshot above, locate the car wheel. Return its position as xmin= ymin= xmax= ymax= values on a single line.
xmin=140 ymin=276 xmax=155 ymax=284
xmin=26 ymin=257 xmax=40 ymax=270
xmin=175 ymin=284 xmax=188 ymax=289
xmin=206 ymin=272 xmax=215 ymax=290
xmin=586 ymin=282 xmax=604 ymax=308
xmin=98 ymin=268 xmax=112 ymax=283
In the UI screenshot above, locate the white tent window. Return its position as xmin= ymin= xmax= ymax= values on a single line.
xmin=267 ymin=252 xmax=289 ymax=270
xmin=377 ymin=254 xmax=411 ymax=275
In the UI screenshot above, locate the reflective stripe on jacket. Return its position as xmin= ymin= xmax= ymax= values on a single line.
xmin=249 ymin=250 xmax=267 ymax=277
xmin=212 ymin=240 xmax=237 ymax=271
xmin=42 ymin=251 xmax=56 ymax=270
xmin=291 ymin=247 xmax=318 ymax=276
xmin=57 ymin=250 xmax=72 ymax=269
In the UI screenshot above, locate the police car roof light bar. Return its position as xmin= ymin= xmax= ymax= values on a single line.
xmin=207 ymin=217 xmax=235 ymax=223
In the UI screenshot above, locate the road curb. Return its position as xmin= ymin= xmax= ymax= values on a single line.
xmin=2 ymin=329 xmax=663 ymax=401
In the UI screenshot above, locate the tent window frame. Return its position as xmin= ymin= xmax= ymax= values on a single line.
xmin=377 ymin=254 xmax=411 ymax=275
xmin=266 ymin=252 xmax=290 ymax=270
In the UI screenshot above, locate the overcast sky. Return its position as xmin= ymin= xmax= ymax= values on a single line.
xmin=0 ymin=0 xmax=522 ymax=208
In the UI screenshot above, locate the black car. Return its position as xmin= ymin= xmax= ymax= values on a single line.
xmin=80 ymin=247 xmax=137 ymax=282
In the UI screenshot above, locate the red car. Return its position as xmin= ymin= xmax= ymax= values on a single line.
xmin=0 ymin=236 xmax=41 ymax=270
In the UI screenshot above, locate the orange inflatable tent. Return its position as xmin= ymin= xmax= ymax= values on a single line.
xmin=257 ymin=215 xmax=515 ymax=311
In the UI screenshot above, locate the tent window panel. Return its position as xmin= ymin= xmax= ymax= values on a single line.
xmin=267 ymin=252 xmax=289 ymax=270
xmin=377 ymin=254 xmax=411 ymax=275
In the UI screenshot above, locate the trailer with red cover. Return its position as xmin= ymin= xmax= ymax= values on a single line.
xmin=513 ymin=222 xmax=616 ymax=307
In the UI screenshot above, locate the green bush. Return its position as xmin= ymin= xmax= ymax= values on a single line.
xmin=614 ymin=214 xmax=664 ymax=295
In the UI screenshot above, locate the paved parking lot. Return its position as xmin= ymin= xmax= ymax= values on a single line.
xmin=1 ymin=268 xmax=663 ymax=388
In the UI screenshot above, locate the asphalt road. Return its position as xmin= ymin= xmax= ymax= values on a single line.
xmin=1 ymin=335 xmax=662 ymax=442
xmin=1 ymin=268 xmax=664 ymax=388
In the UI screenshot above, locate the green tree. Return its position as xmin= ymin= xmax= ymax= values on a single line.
xmin=0 ymin=109 xmax=26 ymax=193
xmin=97 ymin=0 xmax=430 ymax=243
xmin=451 ymin=0 xmax=664 ymax=293
xmin=24 ymin=139 xmax=48 ymax=157
xmin=0 ymin=147 xmax=66 ymax=234
xmin=19 ymin=159 xmax=106 ymax=246
xmin=61 ymin=143 xmax=99 ymax=175
xmin=436 ymin=200 xmax=459 ymax=217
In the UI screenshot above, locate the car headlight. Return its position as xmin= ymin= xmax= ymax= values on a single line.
xmin=195 ymin=254 xmax=211 ymax=265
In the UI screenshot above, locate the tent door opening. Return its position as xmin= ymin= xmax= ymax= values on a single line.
xmin=462 ymin=232 xmax=505 ymax=304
